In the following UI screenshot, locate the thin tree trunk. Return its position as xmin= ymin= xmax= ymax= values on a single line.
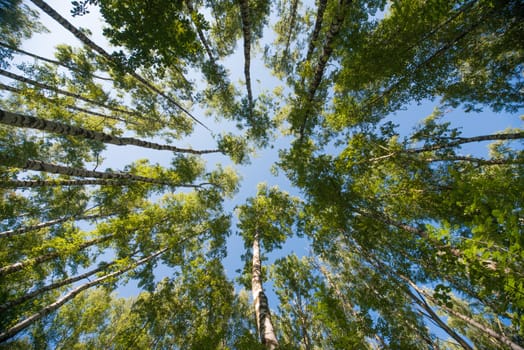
xmin=252 ymin=231 xmax=279 ymax=349
xmin=0 ymin=109 xmax=220 ymax=154
xmin=407 ymin=284 xmax=473 ymax=350
xmin=239 ymin=0 xmax=254 ymax=116
xmin=357 ymin=245 xmax=473 ymax=350
xmin=0 ymin=234 xmax=113 ymax=276
xmin=0 ymin=248 xmax=167 ymax=343
xmin=401 ymin=275 xmax=524 ymax=350
xmin=1 ymin=177 xmax=215 ymax=191
xmin=0 ymin=69 xmax=139 ymax=118
xmin=184 ymin=0 xmax=216 ymax=62
xmin=29 ymin=0 xmax=209 ymax=131
xmin=1 ymin=159 xmax=215 ymax=189
xmin=423 ymin=155 xmax=521 ymax=165
xmin=407 ymin=132 xmax=524 ymax=154
xmin=298 ymin=0 xmax=350 ymax=137
xmin=1 ymin=178 xmax=134 ymax=188
xmin=0 ymin=83 xmax=134 ymax=125
xmin=282 ymin=0 xmax=300 ymax=60
xmin=305 ymin=0 xmax=328 ymax=62
xmin=0 ymin=40 xmax=113 ymax=81
xmin=0 ymin=261 xmax=116 ymax=312
xmin=0 ymin=212 xmax=111 ymax=239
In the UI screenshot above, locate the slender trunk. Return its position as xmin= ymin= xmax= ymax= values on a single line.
xmin=0 ymin=261 xmax=115 ymax=312
xmin=402 ymin=276 xmax=524 ymax=350
xmin=359 ymin=246 xmax=473 ymax=350
xmin=1 ymin=178 xmax=133 ymax=188
xmin=298 ymin=0 xmax=350 ymax=137
xmin=1 ymin=177 xmax=215 ymax=191
xmin=407 ymin=132 xmax=524 ymax=154
xmin=2 ymin=159 xmax=206 ymax=188
xmin=0 ymin=212 xmax=111 ymax=239
xmin=282 ymin=0 xmax=300 ymax=60
xmin=0 ymin=40 xmax=112 ymax=81
xmin=406 ymin=286 xmax=473 ymax=350
xmin=29 ymin=0 xmax=209 ymax=131
xmin=239 ymin=0 xmax=254 ymax=115
xmin=0 ymin=69 xmax=139 ymax=118
xmin=423 ymin=155 xmax=520 ymax=165
xmin=0 ymin=248 xmax=167 ymax=343
xmin=252 ymin=231 xmax=279 ymax=349
xmin=184 ymin=0 xmax=216 ymax=62
xmin=0 ymin=234 xmax=113 ymax=276
xmin=0 ymin=83 xmax=134 ymax=125
xmin=305 ymin=0 xmax=328 ymax=62
xmin=0 ymin=109 xmax=220 ymax=155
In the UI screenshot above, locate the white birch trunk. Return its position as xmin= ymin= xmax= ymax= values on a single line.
xmin=252 ymin=231 xmax=279 ymax=349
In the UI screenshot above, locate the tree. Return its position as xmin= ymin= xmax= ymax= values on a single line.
xmin=237 ymin=184 xmax=302 ymax=348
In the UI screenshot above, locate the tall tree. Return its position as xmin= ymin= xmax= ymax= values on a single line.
xmin=237 ymin=184 xmax=302 ymax=348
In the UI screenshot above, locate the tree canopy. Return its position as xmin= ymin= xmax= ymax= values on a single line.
xmin=0 ymin=0 xmax=523 ymax=348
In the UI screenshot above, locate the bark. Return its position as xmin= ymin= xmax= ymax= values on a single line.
xmin=0 ymin=248 xmax=167 ymax=343
xmin=252 ymin=231 xmax=279 ymax=349
xmin=305 ymin=0 xmax=328 ymax=62
xmin=1 ymin=178 xmax=135 ymax=188
xmin=0 ymin=69 xmax=140 ymax=118
xmin=0 ymin=212 xmax=111 ymax=239
xmin=29 ymin=0 xmax=209 ymax=131
xmin=423 ymin=155 xmax=521 ymax=165
xmin=0 ymin=109 xmax=220 ymax=154
xmin=407 ymin=132 xmax=524 ymax=154
xmin=0 ymin=261 xmax=115 ymax=312
xmin=298 ymin=0 xmax=350 ymax=137
xmin=407 ymin=285 xmax=473 ymax=350
xmin=184 ymin=0 xmax=216 ymax=62
xmin=239 ymin=0 xmax=254 ymax=115
xmin=0 ymin=40 xmax=112 ymax=81
xmin=2 ymin=159 xmax=214 ymax=189
xmin=0 ymin=234 xmax=113 ymax=276
xmin=402 ymin=276 xmax=524 ymax=350
xmin=1 ymin=177 xmax=216 ymax=191
xmin=0 ymin=83 xmax=133 ymax=125
xmin=282 ymin=0 xmax=300 ymax=61
xmin=359 ymin=246 xmax=473 ymax=350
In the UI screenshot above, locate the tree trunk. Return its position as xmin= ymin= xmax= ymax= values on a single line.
xmin=0 ymin=212 xmax=111 ymax=239
xmin=0 ymin=83 xmax=134 ymax=125
xmin=0 ymin=69 xmax=139 ymax=118
xmin=252 ymin=231 xmax=279 ymax=349
xmin=406 ymin=285 xmax=473 ymax=350
xmin=184 ymin=0 xmax=217 ymax=62
xmin=3 ymin=159 xmax=174 ymax=187
xmin=1 ymin=178 xmax=132 ymax=188
xmin=305 ymin=0 xmax=328 ymax=62
xmin=0 ymin=109 xmax=220 ymax=154
xmin=0 ymin=234 xmax=113 ymax=276
xmin=298 ymin=0 xmax=350 ymax=137
xmin=407 ymin=131 xmax=524 ymax=154
xmin=0 ymin=248 xmax=167 ymax=343
xmin=0 ymin=40 xmax=112 ymax=81
xmin=402 ymin=276 xmax=524 ymax=350
xmin=238 ymin=0 xmax=254 ymax=115
xmin=29 ymin=0 xmax=209 ymax=131
xmin=0 ymin=261 xmax=116 ymax=312
xmin=358 ymin=245 xmax=473 ymax=350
